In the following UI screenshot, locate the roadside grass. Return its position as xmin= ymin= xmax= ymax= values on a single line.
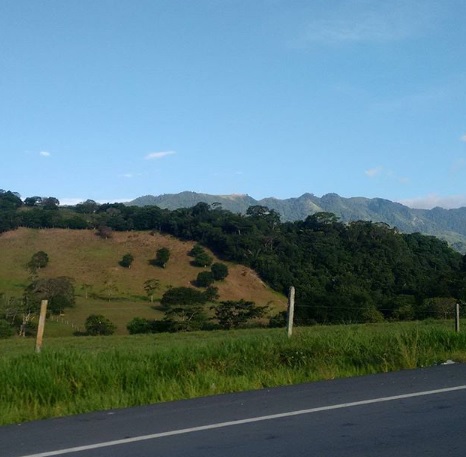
xmin=1 ymin=321 xmax=466 ymax=426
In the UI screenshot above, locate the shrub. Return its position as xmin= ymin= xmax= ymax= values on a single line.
xmin=85 ymin=314 xmax=116 ymax=336
xmin=0 ymin=319 xmax=13 ymax=339
xmin=195 ymin=271 xmax=215 ymax=288
xmin=28 ymin=251 xmax=49 ymax=272
xmin=188 ymin=243 xmax=205 ymax=257
xmin=211 ymin=263 xmax=229 ymax=280
xmin=119 ymin=253 xmax=134 ymax=268
xmin=192 ymin=251 xmax=213 ymax=268
xmin=127 ymin=317 xmax=153 ymax=334
xmin=153 ymin=247 xmax=170 ymax=268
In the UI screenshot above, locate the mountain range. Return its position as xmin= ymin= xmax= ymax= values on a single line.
xmin=128 ymin=192 xmax=466 ymax=253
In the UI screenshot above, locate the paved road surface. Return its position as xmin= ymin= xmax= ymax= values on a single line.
xmin=2 ymin=363 xmax=466 ymax=456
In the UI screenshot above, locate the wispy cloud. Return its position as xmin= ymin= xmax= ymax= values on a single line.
xmin=39 ymin=151 xmax=51 ymax=157
xmin=365 ymin=166 xmax=409 ymax=184
xmin=461 ymin=134 xmax=466 ymax=142
xmin=299 ymin=0 xmax=436 ymax=46
xmin=365 ymin=166 xmax=383 ymax=177
xmin=145 ymin=151 xmax=176 ymax=160
xmin=60 ymin=197 xmax=132 ymax=206
xmin=451 ymin=158 xmax=466 ymax=174
xmin=399 ymin=194 xmax=466 ymax=210
xmin=120 ymin=173 xmax=142 ymax=179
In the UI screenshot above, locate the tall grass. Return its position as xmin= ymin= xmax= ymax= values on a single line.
xmin=1 ymin=322 xmax=466 ymax=425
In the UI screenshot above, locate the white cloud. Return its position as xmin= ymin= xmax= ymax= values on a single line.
xmin=300 ymin=1 xmax=435 ymax=46
xmin=145 ymin=151 xmax=176 ymax=160
xmin=39 ymin=151 xmax=51 ymax=157
xmin=60 ymin=197 xmax=132 ymax=206
xmin=461 ymin=134 xmax=466 ymax=142
xmin=365 ymin=166 xmax=383 ymax=177
xmin=399 ymin=194 xmax=466 ymax=210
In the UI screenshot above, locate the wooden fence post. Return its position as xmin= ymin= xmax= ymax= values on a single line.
xmin=35 ymin=300 xmax=48 ymax=353
xmin=287 ymin=286 xmax=295 ymax=338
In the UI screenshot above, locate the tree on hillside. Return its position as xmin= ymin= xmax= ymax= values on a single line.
xmin=41 ymin=197 xmax=60 ymax=210
xmin=188 ymin=244 xmax=213 ymax=267
xmin=0 ymin=190 xmax=23 ymax=210
xmin=24 ymin=276 xmax=75 ymax=315
xmin=188 ymin=243 xmax=205 ymax=257
xmin=80 ymin=283 xmax=93 ymax=299
xmin=101 ymin=278 xmax=119 ymax=301
xmin=211 ymin=262 xmax=229 ymax=280
xmin=85 ymin=314 xmax=116 ymax=335
xmin=96 ymin=225 xmax=113 ymax=239
xmin=212 ymin=299 xmax=268 ymax=330
xmin=24 ymin=196 xmax=42 ymax=207
xmin=75 ymin=199 xmax=99 ymax=214
xmin=195 ymin=271 xmax=214 ymax=288
xmin=143 ymin=279 xmax=160 ymax=302
xmin=160 ymin=286 xmax=208 ymax=331
xmin=119 ymin=253 xmax=134 ymax=268
xmin=27 ymin=251 xmax=49 ymax=273
xmin=192 ymin=250 xmax=213 ymax=268
xmin=153 ymin=247 xmax=170 ymax=268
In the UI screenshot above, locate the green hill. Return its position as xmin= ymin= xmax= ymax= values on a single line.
xmin=0 ymin=228 xmax=285 ymax=335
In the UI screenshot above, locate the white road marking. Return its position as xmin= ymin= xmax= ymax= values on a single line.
xmin=18 ymin=384 xmax=466 ymax=457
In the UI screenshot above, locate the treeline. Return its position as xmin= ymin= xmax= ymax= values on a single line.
xmin=1 ymin=190 xmax=465 ymax=324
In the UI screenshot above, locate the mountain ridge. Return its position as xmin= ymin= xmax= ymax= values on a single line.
xmin=128 ymin=192 xmax=466 ymax=252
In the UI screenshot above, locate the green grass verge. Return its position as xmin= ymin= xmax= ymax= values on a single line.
xmin=1 ymin=321 xmax=466 ymax=426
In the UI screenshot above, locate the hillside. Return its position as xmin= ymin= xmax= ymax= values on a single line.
xmin=0 ymin=228 xmax=286 ymax=334
xmin=128 ymin=192 xmax=466 ymax=252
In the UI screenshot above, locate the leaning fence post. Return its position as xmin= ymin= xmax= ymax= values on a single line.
xmin=35 ymin=299 xmax=48 ymax=353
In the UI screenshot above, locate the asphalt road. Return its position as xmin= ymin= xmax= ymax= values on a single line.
xmin=2 ymin=363 xmax=466 ymax=457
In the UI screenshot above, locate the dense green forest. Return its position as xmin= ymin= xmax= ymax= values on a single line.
xmin=1 ymin=190 xmax=465 ymax=324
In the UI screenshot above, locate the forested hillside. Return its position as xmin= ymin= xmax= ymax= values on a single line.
xmin=129 ymin=191 xmax=466 ymax=252
xmin=1 ymin=190 xmax=466 ymax=325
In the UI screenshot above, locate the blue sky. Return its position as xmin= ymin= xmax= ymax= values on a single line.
xmin=1 ymin=0 xmax=465 ymax=208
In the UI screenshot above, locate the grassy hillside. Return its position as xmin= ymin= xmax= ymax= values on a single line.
xmin=0 ymin=228 xmax=286 ymax=334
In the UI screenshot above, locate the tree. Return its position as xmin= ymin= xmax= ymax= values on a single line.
xmin=192 ymin=250 xmax=213 ymax=267
xmin=75 ymin=199 xmax=98 ymax=214
xmin=154 ymin=247 xmax=170 ymax=268
xmin=41 ymin=197 xmax=60 ymax=210
xmin=0 ymin=190 xmax=23 ymax=210
xmin=85 ymin=314 xmax=116 ymax=335
xmin=188 ymin=243 xmax=205 ymax=257
xmin=119 ymin=253 xmax=134 ymax=268
xmin=143 ymin=279 xmax=160 ymax=302
xmin=1 ymin=295 xmax=37 ymax=336
xmin=212 ymin=299 xmax=268 ymax=329
xmin=211 ymin=263 xmax=229 ymax=280
xmin=127 ymin=317 xmax=153 ymax=334
xmin=80 ymin=283 xmax=93 ymax=299
xmin=24 ymin=196 xmax=42 ymax=207
xmin=27 ymin=251 xmax=49 ymax=273
xmin=160 ymin=286 xmax=208 ymax=331
xmin=0 ymin=319 xmax=14 ymax=338
xmin=195 ymin=271 xmax=215 ymax=288
xmin=101 ymin=278 xmax=119 ymax=301
xmin=96 ymin=225 xmax=113 ymax=239
xmin=204 ymin=286 xmax=219 ymax=302
xmin=24 ymin=276 xmax=75 ymax=315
